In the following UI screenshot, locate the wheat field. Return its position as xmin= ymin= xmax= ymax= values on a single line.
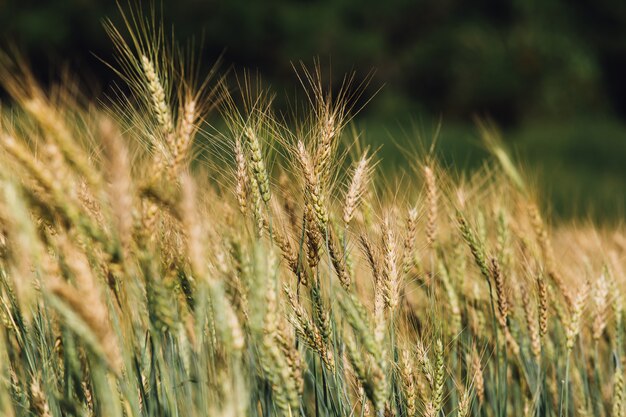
xmin=0 ymin=7 xmax=623 ymax=417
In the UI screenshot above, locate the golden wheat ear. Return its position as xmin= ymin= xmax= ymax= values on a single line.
xmin=343 ymin=149 xmax=373 ymax=225
xmin=102 ymin=4 xmax=220 ymax=183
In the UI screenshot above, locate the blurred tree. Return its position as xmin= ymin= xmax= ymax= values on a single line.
xmin=0 ymin=0 xmax=623 ymax=125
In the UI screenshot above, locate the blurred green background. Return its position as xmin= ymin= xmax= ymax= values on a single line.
xmin=1 ymin=0 xmax=625 ymax=222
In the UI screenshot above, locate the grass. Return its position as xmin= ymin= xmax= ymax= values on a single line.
xmin=0 ymin=5 xmax=624 ymax=417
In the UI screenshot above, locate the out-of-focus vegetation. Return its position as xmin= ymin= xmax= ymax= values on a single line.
xmin=363 ymin=118 xmax=626 ymax=223
xmin=1 ymin=0 xmax=626 ymax=221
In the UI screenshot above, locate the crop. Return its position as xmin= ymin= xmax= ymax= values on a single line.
xmin=0 ymin=7 xmax=623 ymax=417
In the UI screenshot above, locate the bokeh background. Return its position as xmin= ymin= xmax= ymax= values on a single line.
xmin=1 ymin=0 xmax=625 ymax=222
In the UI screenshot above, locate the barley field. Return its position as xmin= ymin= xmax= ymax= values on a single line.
xmin=0 ymin=7 xmax=624 ymax=417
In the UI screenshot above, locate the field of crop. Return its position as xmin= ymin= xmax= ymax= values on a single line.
xmin=0 ymin=7 xmax=624 ymax=417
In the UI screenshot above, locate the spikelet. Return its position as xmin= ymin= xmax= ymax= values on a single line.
xmin=370 ymin=358 xmax=388 ymax=413
xmin=361 ymin=234 xmax=381 ymax=283
xmin=249 ymin=174 xmax=265 ymax=237
xmin=490 ymin=257 xmax=508 ymax=329
xmin=260 ymin=269 xmax=299 ymax=413
xmin=382 ymin=216 xmax=399 ymax=310
xmin=415 ymin=339 xmax=434 ymax=391
xmin=343 ymin=151 xmax=370 ymax=225
xmin=276 ymin=322 xmax=304 ymax=395
xmin=361 ymin=390 xmax=372 ymax=417
xmin=267 ymin=222 xmax=299 ymax=276
xmin=234 ymin=139 xmax=249 ymax=214
xmin=29 ymin=376 xmax=52 ymax=417
xmin=458 ymin=213 xmax=490 ymax=280
xmin=615 ymin=288 xmax=623 ymax=349
xmin=141 ymin=55 xmax=174 ymax=141
xmin=400 ymin=350 xmax=417 ymax=417
xmin=140 ymin=199 xmax=160 ymax=243
xmin=100 ymin=117 xmax=133 ymax=253
xmin=327 ymin=228 xmax=351 ymax=289
xmin=259 ymin=251 xmax=299 ymax=408
xmin=314 ymin=105 xmax=338 ymax=189
xmin=297 ymin=140 xmax=328 ymax=228
xmin=566 ymin=283 xmax=589 ymax=351
xmin=592 ymin=273 xmax=609 ymax=342
xmin=304 ymin=205 xmax=322 ymax=269
xmin=310 ymin=284 xmax=332 ymax=343
xmin=424 ymin=165 xmax=437 ymax=248
xmin=613 ymin=366 xmax=625 ymax=417
xmin=245 ymin=126 xmax=271 ymax=204
xmin=537 ymin=274 xmax=549 ymax=337
xmin=345 ymin=335 xmax=368 ymax=389
xmin=402 ymin=206 xmax=418 ymax=275
xmin=285 ymin=286 xmax=335 ymax=371
xmin=172 ymin=97 xmax=196 ymax=175
xmin=457 ymin=388 xmax=471 ymax=417
xmin=470 ymin=347 xmax=485 ymax=404
xmin=521 ymin=281 xmax=542 ymax=363
xmin=225 ymin=240 xmax=250 ymax=318
xmin=144 ymin=258 xmax=178 ymax=334
xmin=431 ymin=339 xmax=445 ymax=413
xmin=423 ymin=401 xmax=437 ymax=417
xmin=373 ymin=282 xmax=386 ymax=345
